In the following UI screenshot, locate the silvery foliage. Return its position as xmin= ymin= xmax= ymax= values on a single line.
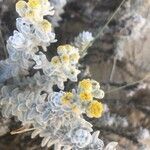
xmin=73 ymin=31 xmax=94 ymax=58
xmin=0 ymin=80 xmax=105 ymax=149
xmin=0 ymin=0 xmax=117 ymax=149
xmin=0 ymin=16 xmax=56 ymax=82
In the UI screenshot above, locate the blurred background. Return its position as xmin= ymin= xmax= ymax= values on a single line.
xmin=0 ymin=0 xmax=150 ymax=149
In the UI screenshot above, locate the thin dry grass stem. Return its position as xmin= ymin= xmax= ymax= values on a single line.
xmin=84 ymin=0 xmax=127 ymax=51
xmin=105 ymin=73 xmax=150 ymax=94
xmin=107 ymin=56 xmax=118 ymax=91
xmin=109 ymin=57 xmax=117 ymax=82
xmin=82 ymin=0 xmax=126 ymax=92
xmin=11 ymin=126 xmax=35 ymax=135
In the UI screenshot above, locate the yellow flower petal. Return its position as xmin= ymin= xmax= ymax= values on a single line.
xmin=87 ymin=100 xmax=103 ymax=118
xmin=57 ymin=44 xmax=75 ymax=55
xmin=79 ymin=91 xmax=93 ymax=101
xmin=65 ymin=44 xmax=74 ymax=52
xmin=28 ymin=0 xmax=41 ymax=9
xmin=51 ymin=56 xmax=61 ymax=66
xmin=79 ymin=79 xmax=92 ymax=91
xmin=60 ymin=54 xmax=70 ymax=63
xmin=25 ymin=10 xmax=36 ymax=19
xmin=70 ymin=53 xmax=80 ymax=62
xmin=41 ymin=20 xmax=52 ymax=32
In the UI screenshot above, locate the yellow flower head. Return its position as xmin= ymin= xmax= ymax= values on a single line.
xmin=79 ymin=91 xmax=93 ymax=101
xmin=65 ymin=44 xmax=74 ymax=52
xmin=60 ymin=54 xmax=70 ymax=63
xmin=51 ymin=56 xmax=61 ymax=66
xmin=79 ymin=79 xmax=92 ymax=91
xmin=41 ymin=20 xmax=52 ymax=32
xmin=62 ymin=92 xmax=73 ymax=105
xmin=28 ymin=0 xmax=41 ymax=9
xmin=16 ymin=1 xmax=27 ymax=10
xmin=57 ymin=44 xmax=74 ymax=55
xmin=25 ymin=10 xmax=36 ymax=19
xmin=70 ymin=53 xmax=80 ymax=62
xmin=57 ymin=45 xmax=67 ymax=55
xmin=87 ymin=100 xmax=103 ymax=118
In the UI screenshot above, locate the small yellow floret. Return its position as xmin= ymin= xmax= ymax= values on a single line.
xmin=57 ymin=44 xmax=74 ymax=54
xmin=79 ymin=79 xmax=92 ymax=91
xmin=72 ymin=105 xmax=80 ymax=114
xmin=41 ymin=20 xmax=52 ymax=32
xmin=70 ymin=53 xmax=80 ymax=61
xmin=62 ymin=92 xmax=73 ymax=105
xmin=65 ymin=44 xmax=74 ymax=51
xmin=28 ymin=0 xmax=41 ymax=9
xmin=87 ymin=100 xmax=103 ymax=118
xmin=16 ymin=1 xmax=27 ymax=9
xmin=60 ymin=54 xmax=70 ymax=63
xmin=79 ymin=91 xmax=93 ymax=101
xmin=51 ymin=56 xmax=60 ymax=66
xmin=25 ymin=10 xmax=36 ymax=19
xmin=57 ymin=45 xmax=67 ymax=54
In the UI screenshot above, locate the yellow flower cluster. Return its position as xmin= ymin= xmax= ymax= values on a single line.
xmin=78 ymin=79 xmax=104 ymax=118
xmin=60 ymin=79 xmax=104 ymax=118
xmin=79 ymin=92 xmax=93 ymax=102
xmin=60 ymin=54 xmax=70 ymax=63
xmin=70 ymin=53 xmax=80 ymax=63
xmin=28 ymin=0 xmax=41 ymax=9
xmin=57 ymin=45 xmax=74 ymax=54
xmin=25 ymin=9 xmax=36 ymax=18
xmin=57 ymin=44 xmax=80 ymax=64
xmin=16 ymin=0 xmax=41 ymax=16
xmin=40 ymin=19 xmax=52 ymax=32
xmin=78 ymin=79 xmax=93 ymax=101
xmin=16 ymin=0 xmax=52 ymax=31
xmin=87 ymin=100 xmax=103 ymax=118
xmin=51 ymin=56 xmax=61 ymax=66
xmin=79 ymin=79 xmax=92 ymax=91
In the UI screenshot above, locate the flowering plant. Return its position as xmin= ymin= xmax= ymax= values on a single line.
xmin=0 ymin=0 xmax=117 ymax=149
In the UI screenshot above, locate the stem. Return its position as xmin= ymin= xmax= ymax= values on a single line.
xmin=11 ymin=127 xmax=35 ymax=135
xmin=109 ymin=57 xmax=117 ymax=82
xmin=105 ymin=73 xmax=150 ymax=94
xmin=85 ymin=0 xmax=127 ymax=51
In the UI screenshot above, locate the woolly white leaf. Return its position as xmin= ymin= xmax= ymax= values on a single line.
xmin=104 ymin=142 xmax=118 ymax=150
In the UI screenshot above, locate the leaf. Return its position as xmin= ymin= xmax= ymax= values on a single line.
xmin=31 ymin=129 xmax=41 ymax=139
xmin=41 ymin=136 xmax=51 ymax=147
xmin=104 ymin=142 xmax=118 ymax=150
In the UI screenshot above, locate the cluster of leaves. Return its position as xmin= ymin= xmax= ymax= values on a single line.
xmin=0 ymin=0 xmax=118 ymax=150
